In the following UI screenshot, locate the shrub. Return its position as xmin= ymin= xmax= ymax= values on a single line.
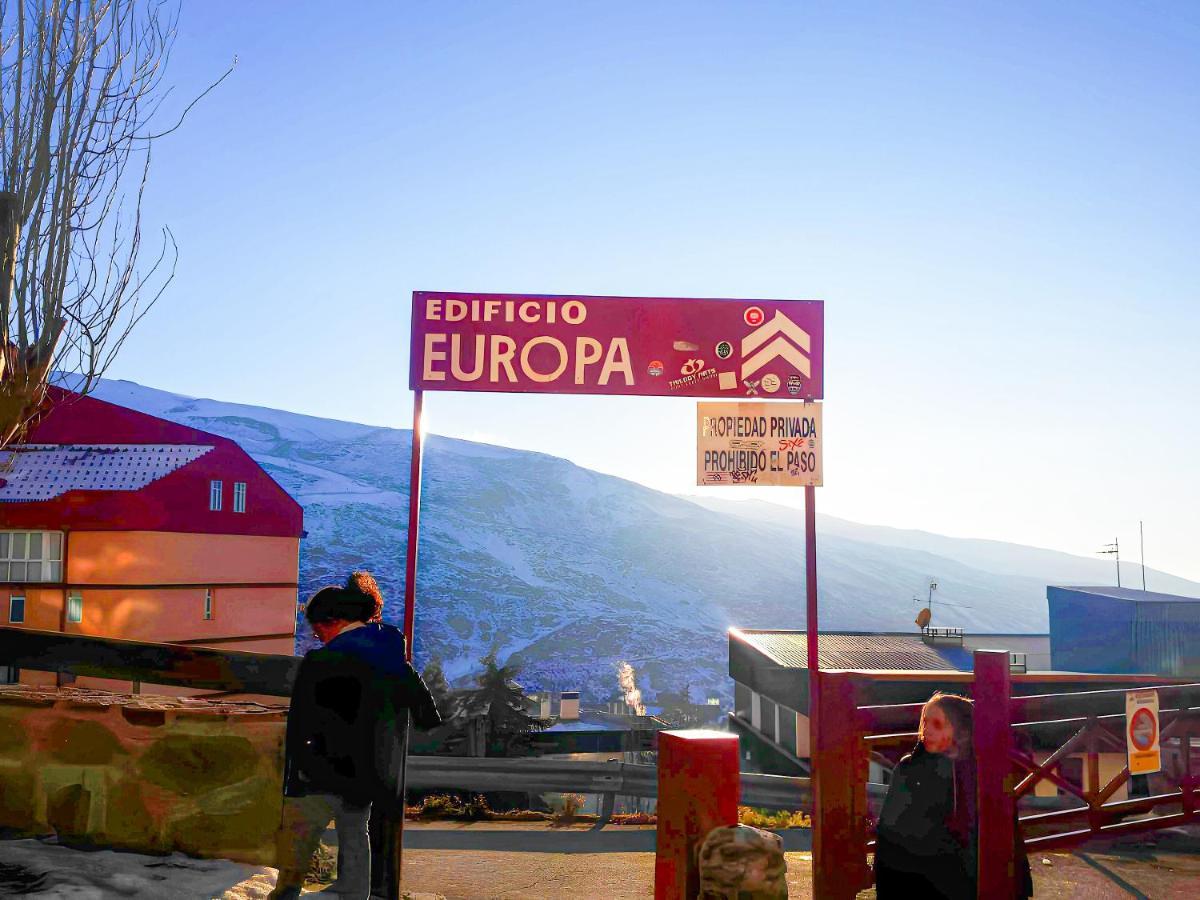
xmin=463 ymin=795 xmax=492 ymax=821
xmin=550 ymin=793 xmax=586 ymax=827
xmin=306 ymin=841 xmax=337 ymax=885
xmin=417 ymin=794 xmax=464 ymax=820
xmin=737 ymin=807 xmax=812 ymax=829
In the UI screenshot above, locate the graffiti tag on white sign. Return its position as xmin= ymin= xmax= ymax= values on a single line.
xmin=696 ymin=402 xmax=822 ymax=487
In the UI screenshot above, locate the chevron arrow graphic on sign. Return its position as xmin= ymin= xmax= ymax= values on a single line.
xmin=741 ymin=311 xmax=812 ymax=379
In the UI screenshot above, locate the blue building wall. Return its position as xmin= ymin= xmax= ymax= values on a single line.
xmin=1048 ymin=587 xmax=1135 ymax=673
xmin=1132 ymin=602 xmax=1200 ymax=676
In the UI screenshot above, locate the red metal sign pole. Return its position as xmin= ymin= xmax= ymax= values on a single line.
xmin=805 ymin=483 xmax=825 ymax=896
xmin=805 ymin=483 xmax=819 ymax=679
xmin=402 ymin=388 xmax=424 ymax=655
xmin=384 ymin=387 xmax=425 ymax=900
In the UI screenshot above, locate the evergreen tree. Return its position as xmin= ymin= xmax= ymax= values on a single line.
xmin=421 ymin=655 xmax=455 ymax=719
xmin=462 ymin=651 xmax=548 ymax=756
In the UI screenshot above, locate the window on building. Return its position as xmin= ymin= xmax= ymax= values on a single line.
xmin=0 ymin=531 xmax=64 ymax=582
xmin=778 ymin=704 xmax=798 ymax=755
xmin=204 ymin=588 xmax=213 ymax=621
xmin=67 ymin=592 xmax=83 ymax=624
xmin=760 ymin=696 xmax=777 ymax=742
xmin=209 ymin=480 xmax=224 ymax=511
xmin=233 ymin=482 xmax=247 ymax=513
xmin=0 ymin=666 xmax=18 ymax=685
xmin=9 ymin=595 xmax=25 ymax=624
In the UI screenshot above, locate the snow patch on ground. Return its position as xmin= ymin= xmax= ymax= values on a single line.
xmin=0 ymin=839 xmax=274 ymax=899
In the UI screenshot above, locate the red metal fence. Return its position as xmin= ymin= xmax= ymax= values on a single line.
xmin=811 ymin=649 xmax=1199 ymax=899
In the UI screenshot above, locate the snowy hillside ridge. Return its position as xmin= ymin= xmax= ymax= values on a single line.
xmin=684 ymin=496 xmax=1200 ymax=599
xmin=74 ymin=379 xmax=1199 ymax=705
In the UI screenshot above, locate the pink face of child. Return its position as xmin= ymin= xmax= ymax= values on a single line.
xmin=921 ymin=705 xmax=956 ymax=755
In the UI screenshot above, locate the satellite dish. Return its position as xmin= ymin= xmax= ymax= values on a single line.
xmin=915 ymin=607 xmax=932 ymax=629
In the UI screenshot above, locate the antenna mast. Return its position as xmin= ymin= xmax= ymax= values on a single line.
xmin=1098 ymin=538 xmax=1120 ymax=587
xmin=1140 ymin=521 xmax=1146 ymax=591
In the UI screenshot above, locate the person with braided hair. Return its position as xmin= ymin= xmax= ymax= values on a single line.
xmin=270 ymin=572 xmax=440 ymax=899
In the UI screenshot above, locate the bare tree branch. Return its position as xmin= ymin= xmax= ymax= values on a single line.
xmin=0 ymin=0 xmax=230 ymax=447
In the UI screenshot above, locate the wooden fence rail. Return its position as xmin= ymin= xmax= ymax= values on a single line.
xmin=0 ymin=625 xmax=300 ymax=695
xmin=810 ymin=650 xmax=1200 ymax=900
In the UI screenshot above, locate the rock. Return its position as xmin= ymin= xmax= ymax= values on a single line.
xmin=697 ymin=824 xmax=787 ymax=899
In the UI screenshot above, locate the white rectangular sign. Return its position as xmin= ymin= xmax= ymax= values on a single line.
xmin=696 ymin=402 xmax=822 ymax=487
xmin=1125 ymin=689 xmax=1161 ymax=776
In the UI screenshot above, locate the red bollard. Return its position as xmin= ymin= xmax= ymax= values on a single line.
xmin=655 ymin=729 xmax=740 ymax=899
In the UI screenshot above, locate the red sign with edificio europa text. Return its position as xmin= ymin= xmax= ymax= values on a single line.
xmin=409 ymin=292 xmax=824 ymax=399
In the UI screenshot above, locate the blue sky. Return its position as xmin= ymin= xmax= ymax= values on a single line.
xmin=110 ymin=2 xmax=1199 ymax=580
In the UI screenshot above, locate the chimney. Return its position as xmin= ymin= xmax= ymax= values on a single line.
xmin=525 ymin=691 xmax=552 ymax=719
xmin=559 ymin=691 xmax=580 ymax=721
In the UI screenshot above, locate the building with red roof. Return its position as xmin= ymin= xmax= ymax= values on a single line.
xmin=1 ymin=388 xmax=303 ymax=691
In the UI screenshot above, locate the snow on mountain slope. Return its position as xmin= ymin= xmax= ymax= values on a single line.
xmin=84 ymin=379 xmax=1191 ymax=704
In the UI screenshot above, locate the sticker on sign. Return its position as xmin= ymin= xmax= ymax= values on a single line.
xmin=696 ymin=401 xmax=822 ymax=487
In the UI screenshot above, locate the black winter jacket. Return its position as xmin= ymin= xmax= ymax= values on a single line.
xmin=874 ymin=744 xmax=1032 ymax=899
xmin=282 ymin=623 xmax=441 ymax=809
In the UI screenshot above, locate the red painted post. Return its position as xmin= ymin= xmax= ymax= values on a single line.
xmin=654 ymin=730 xmax=740 ymax=899
xmin=812 ymin=671 xmax=868 ymax=900
xmin=974 ymin=649 xmax=1017 ymax=898
xmin=805 ymin=483 xmax=819 ymax=679
xmin=384 ymin=389 xmax=425 ymax=900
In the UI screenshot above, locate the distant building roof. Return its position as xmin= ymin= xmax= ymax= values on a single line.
xmin=543 ymin=709 xmax=671 ymax=733
xmin=734 ymin=630 xmax=968 ymax=671
xmin=1051 ymin=586 xmax=1200 ymax=605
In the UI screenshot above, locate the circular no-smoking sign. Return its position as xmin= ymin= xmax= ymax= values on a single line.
xmin=1129 ymin=707 xmax=1157 ymax=751
xmin=744 ymin=306 xmax=765 ymax=326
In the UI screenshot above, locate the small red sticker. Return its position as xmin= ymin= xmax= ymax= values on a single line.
xmin=744 ymin=306 xmax=765 ymax=327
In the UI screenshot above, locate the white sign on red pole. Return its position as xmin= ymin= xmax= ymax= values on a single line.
xmin=696 ymin=401 xmax=822 ymax=486
xmin=1126 ymin=689 xmax=1161 ymax=775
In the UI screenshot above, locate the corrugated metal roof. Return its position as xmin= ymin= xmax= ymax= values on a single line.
xmin=1052 ymin=586 xmax=1200 ymax=605
xmin=737 ymin=630 xmax=963 ymax=671
xmin=0 ymin=444 xmax=213 ymax=502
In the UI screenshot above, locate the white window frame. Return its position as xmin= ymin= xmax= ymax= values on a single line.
xmin=0 ymin=531 xmax=64 ymax=583
xmin=9 ymin=594 xmax=25 ymax=624
xmin=67 ymin=591 xmax=83 ymax=624
xmin=233 ymin=481 xmax=247 ymax=513
xmin=204 ymin=588 xmax=213 ymax=621
xmin=209 ymin=480 xmax=223 ymax=511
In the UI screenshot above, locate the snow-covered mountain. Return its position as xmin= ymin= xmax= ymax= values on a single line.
xmin=86 ymin=380 xmax=1200 ymax=704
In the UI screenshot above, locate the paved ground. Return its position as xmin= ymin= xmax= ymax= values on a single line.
xmin=388 ymin=823 xmax=1200 ymax=898
xmin=3 ymin=824 xmax=1197 ymax=898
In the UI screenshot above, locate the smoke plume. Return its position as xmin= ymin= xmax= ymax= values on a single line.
xmin=617 ymin=661 xmax=645 ymax=716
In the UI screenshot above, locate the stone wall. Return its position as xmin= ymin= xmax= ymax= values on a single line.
xmin=0 ymin=685 xmax=288 ymax=865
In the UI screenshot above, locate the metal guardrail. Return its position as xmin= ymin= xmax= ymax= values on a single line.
xmin=407 ymin=756 xmax=891 ymax=828
xmin=407 ymin=756 xmax=822 ymax=814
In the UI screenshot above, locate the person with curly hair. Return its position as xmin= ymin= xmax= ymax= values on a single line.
xmin=269 ymin=572 xmax=440 ymax=899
